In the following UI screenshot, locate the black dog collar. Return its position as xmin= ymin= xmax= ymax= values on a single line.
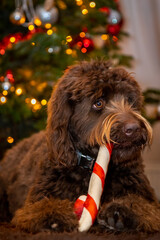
xmin=76 ymin=150 xmax=95 ymax=170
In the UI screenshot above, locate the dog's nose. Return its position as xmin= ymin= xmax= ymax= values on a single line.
xmin=124 ymin=122 xmax=140 ymax=137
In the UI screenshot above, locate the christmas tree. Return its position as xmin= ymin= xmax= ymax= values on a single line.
xmin=0 ymin=0 xmax=134 ymax=158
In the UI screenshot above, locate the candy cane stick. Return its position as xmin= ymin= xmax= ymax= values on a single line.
xmin=74 ymin=144 xmax=112 ymax=232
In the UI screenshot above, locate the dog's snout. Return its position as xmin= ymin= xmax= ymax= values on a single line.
xmin=124 ymin=122 xmax=140 ymax=137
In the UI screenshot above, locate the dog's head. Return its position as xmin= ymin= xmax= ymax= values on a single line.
xmin=47 ymin=60 xmax=152 ymax=166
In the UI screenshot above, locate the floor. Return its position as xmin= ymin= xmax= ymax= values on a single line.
xmin=0 ymin=223 xmax=160 ymax=240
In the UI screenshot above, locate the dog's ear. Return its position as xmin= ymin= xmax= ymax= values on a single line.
xmin=46 ymin=78 xmax=77 ymax=166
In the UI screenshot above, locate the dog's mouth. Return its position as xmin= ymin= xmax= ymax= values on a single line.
xmin=110 ymin=127 xmax=148 ymax=149
xmin=89 ymin=105 xmax=152 ymax=154
xmin=112 ymin=137 xmax=147 ymax=150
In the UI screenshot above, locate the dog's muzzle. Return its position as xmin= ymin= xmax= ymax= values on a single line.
xmin=89 ymin=99 xmax=152 ymax=148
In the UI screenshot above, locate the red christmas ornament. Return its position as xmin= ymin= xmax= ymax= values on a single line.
xmin=107 ymin=24 xmax=121 ymax=35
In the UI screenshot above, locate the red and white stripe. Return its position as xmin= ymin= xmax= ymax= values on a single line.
xmin=74 ymin=144 xmax=112 ymax=232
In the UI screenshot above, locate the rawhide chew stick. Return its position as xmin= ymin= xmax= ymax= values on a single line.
xmin=74 ymin=144 xmax=112 ymax=232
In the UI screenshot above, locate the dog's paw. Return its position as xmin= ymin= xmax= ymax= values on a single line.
xmin=48 ymin=210 xmax=78 ymax=233
xmin=97 ymin=203 xmax=139 ymax=232
xmin=50 ymin=219 xmax=77 ymax=233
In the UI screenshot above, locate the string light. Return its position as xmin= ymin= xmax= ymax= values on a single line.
xmin=41 ymin=99 xmax=47 ymax=105
xmin=28 ymin=24 xmax=35 ymax=31
xmin=19 ymin=16 xmax=26 ymax=24
xmin=112 ymin=36 xmax=118 ymax=42
xmin=48 ymin=47 xmax=53 ymax=53
xmin=101 ymin=34 xmax=109 ymax=40
xmin=31 ymin=98 xmax=36 ymax=105
xmin=66 ymin=36 xmax=72 ymax=42
xmin=34 ymin=18 xmax=42 ymax=26
xmin=89 ymin=2 xmax=96 ymax=8
xmin=65 ymin=48 xmax=72 ymax=55
xmin=2 ymin=90 xmax=8 ymax=96
xmin=0 ymin=76 xmax=4 ymax=81
xmin=7 ymin=136 xmax=14 ymax=144
xmin=15 ymin=88 xmax=23 ymax=95
xmin=0 ymin=49 xmax=5 ymax=55
xmin=47 ymin=29 xmax=53 ymax=35
xmin=82 ymin=9 xmax=88 ymax=15
xmin=33 ymin=103 xmax=41 ymax=110
xmin=81 ymin=47 xmax=87 ymax=53
xmin=0 ymin=96 xmax=7 ymax=103
xmin=79 ymin=32 xmax=85 ymax=38
xmin=76 ymin=0 xmax=83 ymax=6
xmin=83 ymin=39 xmax=90 ymax=48
xmin=77 ymin=41 xmax=82 ymax=48
xmin=45 ymin=23 xmax=52 ymax=29
xmin=25 ymin=98 xmax=30 ymax=103
xmin=10 ymin=37 xmax=16 ymax=43
xmin=10 ymin=86 xmax=15 ymax=92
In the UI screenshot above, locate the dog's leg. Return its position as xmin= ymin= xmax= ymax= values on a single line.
xmin=97 ymin=194 xmax=160 ymax=233
xmin=12 ymin=198 xmax=78 ymax=233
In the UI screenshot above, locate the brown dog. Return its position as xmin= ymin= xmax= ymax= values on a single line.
xmin=0 ymin=60 xmax=160 ymax=233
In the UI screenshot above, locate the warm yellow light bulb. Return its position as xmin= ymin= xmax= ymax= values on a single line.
xmin=79 ymin=32 xmax=85 ymax=38
xmin=2 ymin=90 xmax=8 ymax=96
xmin=47 ymin=29 xmax=53 ymax=35
xmin=28 ymin=24 xmax=35 ymax=31
xmin=76 ymin=0 xmax=83 ymax=6
xmin=33 ymin=103 xmax=41 ymax=110
xmin=82 ymin=9 xmax=88 ymax=15
xmin=66 ymin=36 xmax=72 ymax=42
xmin=45 ymin=23 xmax=52 ymax=29
xmin=89 ymin=2 xmax=96 ymax=8
xmin=65 ymin=49 xmax=73 ymax=55
xmin=15 ymin=88 xmax=22 ymax=96
xmin=10 ymin=37 xmax=16 ymax=43
xmin=34 ymin=18 xmax=42 ymax=26
xmin=7 ymin=136 xmax=14 ymax=144
xmin=101 ymin=34 xmax=109 ymax=41
xmin=41 ymin=99 xmax=47 ymax=105
xmin=20 ymin=16 xmax=26 ymax=24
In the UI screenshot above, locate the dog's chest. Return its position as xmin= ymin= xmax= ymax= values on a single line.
xmin=47 ymin=166 xmax=91 ymax=201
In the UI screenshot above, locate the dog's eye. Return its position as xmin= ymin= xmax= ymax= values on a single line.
xmin=128 ymin=96 xmax=133 ymax=104
xmin=93 ymin=99 xmax=104 ymax=110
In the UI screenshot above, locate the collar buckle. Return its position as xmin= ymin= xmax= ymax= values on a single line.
xmin=76 ymin=150 xmax=95 ymax=170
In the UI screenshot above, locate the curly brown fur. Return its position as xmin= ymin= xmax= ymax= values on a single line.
xmin=0 ymin=60 xmax=160 ymax=234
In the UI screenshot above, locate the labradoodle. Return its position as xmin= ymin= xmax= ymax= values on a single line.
xmin=0 ymin=60 xmax=160 ymax=234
